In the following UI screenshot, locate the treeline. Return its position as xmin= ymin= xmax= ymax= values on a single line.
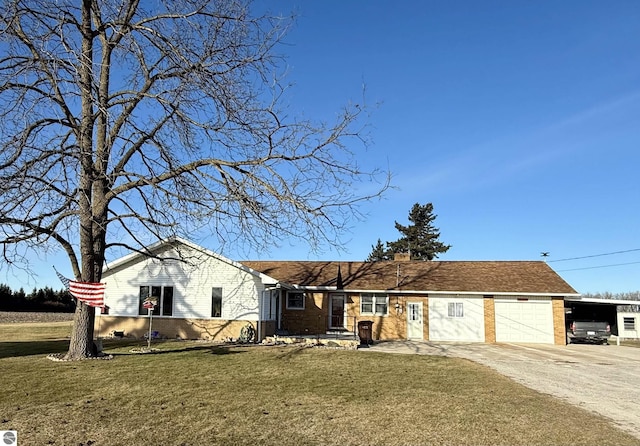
xmin=582 ymin=291 xmax=640 ymax=312
xmin=0 ymin=284 xmax=75 ymax=312
xmin=581 ymin=291 xmax=640 ymax=300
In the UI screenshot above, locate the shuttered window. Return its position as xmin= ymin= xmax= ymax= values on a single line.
xmin=624 ymin=317 xmax=636 ymax=330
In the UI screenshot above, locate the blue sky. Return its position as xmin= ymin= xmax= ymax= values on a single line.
xmin=257 ymin=0 xmax=640 ymax=293
xmin=3 ymin=1 xmax=639 ymax=294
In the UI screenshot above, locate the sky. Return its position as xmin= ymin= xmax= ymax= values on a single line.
xmin=3 ymin=1 xmax=640 ymax=294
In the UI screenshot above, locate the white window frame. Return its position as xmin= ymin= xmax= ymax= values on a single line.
xmin=286 ymin=291 xmax=305 ymax=310
xmin=138 ymin=285 xmax=173 ymax=317
xmin=447 ymin=302 xmax=464 ymax=318
xmin=360 ymin=293 xmax=388 ymax=316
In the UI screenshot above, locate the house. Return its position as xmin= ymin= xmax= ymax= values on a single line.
xmin=96 ymin=238 xmax=279 ymax=341
xmin=96 ymin=238 xmax=579 ymax=345
xmin=243 ymin=258 xmax=578 ymax=345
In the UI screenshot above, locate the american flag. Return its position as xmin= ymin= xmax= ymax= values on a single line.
xmin=69 ymin=281 xmax=106 ymax=307
xmin=55 ymin=268 xmax=70 ymax=289
xmin=54 ymin=267 xmax=106 ymax=308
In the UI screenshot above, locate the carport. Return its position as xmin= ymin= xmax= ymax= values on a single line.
xmin=564 ymin=296 xmax=640 ymax=338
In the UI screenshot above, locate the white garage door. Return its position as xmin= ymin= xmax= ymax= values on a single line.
xmin=494 ymin=298 xmax=554 ymax=344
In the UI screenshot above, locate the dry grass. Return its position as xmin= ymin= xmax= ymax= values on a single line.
xmin=1 ymin=323 xmax=638 ymax=446
xmin=620 ymin=339 xmax=640 ymax=348
xmin=0 ymin=320 xmax=73 ymax=339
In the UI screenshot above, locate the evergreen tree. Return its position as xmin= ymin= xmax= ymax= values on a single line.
xmin=366 ymin=238 xmax=392 ymax=262
xmin=376 ymin=203 xmax=450 ymax=261
xmin=0 ymin=283 xmax=74 ymax=311
xmin=0 ymin=284 xmax=12 ymax=300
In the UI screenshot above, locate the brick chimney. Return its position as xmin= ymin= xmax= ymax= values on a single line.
xmin=394 ymin=252 xmax=411 ymax=262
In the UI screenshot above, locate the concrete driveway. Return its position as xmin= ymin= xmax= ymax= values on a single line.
xmin=363 ymin=341 xmax=640 ymax=439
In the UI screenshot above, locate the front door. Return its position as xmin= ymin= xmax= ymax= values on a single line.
xmin=329 ymin=294 xmax=346 ymax=329
xmin=407 ymin=302 xmax=424 ymax=340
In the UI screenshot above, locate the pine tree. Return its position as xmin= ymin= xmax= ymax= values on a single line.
xmin=386 ymin=203 xmax=451 ymax=261
xmin=366 ymin=238 xmax=392 ymax=262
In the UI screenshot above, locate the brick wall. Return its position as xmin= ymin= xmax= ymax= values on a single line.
xmin=280 ymin=292 xmax=327 ymax=335
xmin=484 ymin=297 xmax=496 ymax=343
xmin=552 ymin=297 xmax=566 ymax=345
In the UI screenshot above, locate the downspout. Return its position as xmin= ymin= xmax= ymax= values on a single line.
xmin=257 ymin=289 xmax=266 ymax=343
xmin=276 ymin=284 xmax=282 ymax=330
xmin=257 ymin=320 xmax=261 ymax=344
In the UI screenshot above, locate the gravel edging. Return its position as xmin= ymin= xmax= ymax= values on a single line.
xmin=47 ymin=352 xmax=114 ymax=361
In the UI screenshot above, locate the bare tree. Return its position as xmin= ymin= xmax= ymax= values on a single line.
xmin=0 ymin=0 xmax=389 ymax=359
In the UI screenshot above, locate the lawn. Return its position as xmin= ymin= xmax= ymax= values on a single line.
xmin=1 ymin=323 xmax=638 ymax=446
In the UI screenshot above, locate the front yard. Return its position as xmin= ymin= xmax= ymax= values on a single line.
xmin=0 ymin=319 xmax=638 ymax=445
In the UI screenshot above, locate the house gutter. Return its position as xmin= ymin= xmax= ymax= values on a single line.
xmin=284 ymin=285 xmax=579 ymax=298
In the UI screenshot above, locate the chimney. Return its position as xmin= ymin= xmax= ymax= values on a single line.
xmin=394 ymin=252 xmax=411 ymax=262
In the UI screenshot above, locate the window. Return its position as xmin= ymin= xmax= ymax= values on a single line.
xmin=624 ymin=317 xmax=636 ymax=331
xmin=448 ymin=302 xmax=464 ymax=318
xmin=211 ymin=287 xmax=223 ymax=318
xmin=286 ymin=292 xmax=305 ymax=310
xmin=360 ymin=293 xmax=388 ymax=316
xmin=138 ymin=286 xmax=173 ymax=316
xmin=162 ymin=286 xmax=173 ymax=316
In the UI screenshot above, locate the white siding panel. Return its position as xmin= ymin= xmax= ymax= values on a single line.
xmin=101 ymin=245 xmax=263 ymax=321
xmin=617 ymin=312 xmax=640 ymax=339
xmin=494 ymin=297 xmax=554 ymax=344
xmin=428 ymin=296 xmax=485 ymax=342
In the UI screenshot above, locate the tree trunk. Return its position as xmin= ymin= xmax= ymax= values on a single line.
xmin=64 ymin=0 xmax=98 ymax=361
xmin=65 ymin=303 xmax=95 ymax=359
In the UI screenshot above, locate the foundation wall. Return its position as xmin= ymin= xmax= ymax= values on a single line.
xmin=96 ymin=316 xmax=259 ymax=341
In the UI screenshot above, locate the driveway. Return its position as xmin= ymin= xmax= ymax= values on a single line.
xmin=364 ymin=341 xmax=640 ymax=439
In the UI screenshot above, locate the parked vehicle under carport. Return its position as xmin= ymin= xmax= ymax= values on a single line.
xmin=565 ymin=301 xmax=616 ymax=345
xmin=566 ymin=320 xmax=611 ymax=344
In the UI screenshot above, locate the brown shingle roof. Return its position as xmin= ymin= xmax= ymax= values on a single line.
xmin=241 ymin=260 xmax=578 ymax=295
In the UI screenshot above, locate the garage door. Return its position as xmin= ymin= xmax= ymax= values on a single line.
xmin=494 ymin=298 xmax=554 ymax=344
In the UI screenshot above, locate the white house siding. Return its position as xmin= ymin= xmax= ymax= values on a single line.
xmin=617 ymin=312 xmax=640 ymax=339
xmin=428 ymin=295 xmax=485 ymax=342
xmin=494 ymin=296 xmax=554 ymax=344
xmin=99 ymin=244 xmax=264 ymax=322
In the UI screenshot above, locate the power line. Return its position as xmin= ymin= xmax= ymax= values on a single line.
xmin=547 ymin=248 xmax=640 ymax=263
xmin=556 ymin=261 xmax=640 ymax=272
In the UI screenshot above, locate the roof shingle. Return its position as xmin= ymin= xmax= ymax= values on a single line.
xmin=241 ymin=260 xmax=578 ymax=295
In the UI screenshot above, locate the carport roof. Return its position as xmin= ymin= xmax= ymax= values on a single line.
xmin=241 ymin=260 xmax=578 ymax=295
xmin=565 ymin=297 xmax=640 ymax=305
